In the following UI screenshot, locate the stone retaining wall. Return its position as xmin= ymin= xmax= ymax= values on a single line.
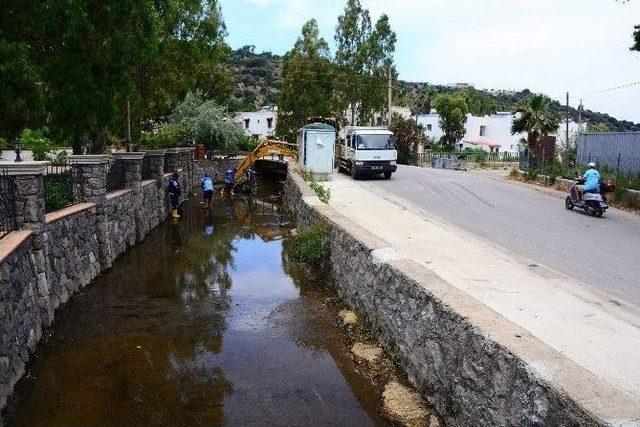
xmin=0 ymin=151 xmax=194 ymax=416
xmin=194 ymin=157 xmax=243 ymax=183
xmin=284 ymin=170 xmax=630 ymax=427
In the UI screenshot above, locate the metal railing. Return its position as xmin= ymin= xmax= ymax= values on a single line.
xmin=106 ymin=158 xmax=125 ymax=192
xmin=1 ymin=167 xmax=16 ymax=238
xmin=44 ymin=157 xmax=74 ymax=213
xmin=141 ymin=157 xmax=153 ymax=180
xmin=417 ymin=151 xmax=521 ymax=165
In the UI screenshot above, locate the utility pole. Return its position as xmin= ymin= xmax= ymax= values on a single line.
xmin=387 ymin=65 xmax=393 ymax=128
xmin=578 ymin=98 xmax=583 ymax=132
xmin=565 ymin=92 xmax=570 ymax=152
xmin=125 ymin=97 xmax=132 ymax=152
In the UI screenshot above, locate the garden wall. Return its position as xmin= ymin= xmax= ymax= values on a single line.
xmin=0 ymin=151 xmax=193 ymax=416
xmin=284 ymin=170 xmax=635 ymax=427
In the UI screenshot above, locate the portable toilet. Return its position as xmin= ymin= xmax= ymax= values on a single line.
xmin=298 ymin=122 xmax=336 ymax=181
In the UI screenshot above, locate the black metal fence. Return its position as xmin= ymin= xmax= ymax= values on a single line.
xmin=141 ymin=156 xmax=153 ymax=180
xmin=1 ymin=167 xmax=16 ymax=238
xmin=106 ymin=159 xmax=125 ymax=192
xmin=44 ymin=157 xmax=74 ymax=213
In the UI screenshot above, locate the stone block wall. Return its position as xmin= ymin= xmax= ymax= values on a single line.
xmin=284 ymin=171 xmax=618 ymax=427
xmin=106 ymin=190 xmax=137 ymax=261
xmin=194 ymin=157 xmax=243 ymax=183
xmin=44 ymin=205 xmax=101 ymax=312
xmin=0 ymin=232 xmax=41 ymax=411
xmin=0 ymin=150 xmax=194 ymax=416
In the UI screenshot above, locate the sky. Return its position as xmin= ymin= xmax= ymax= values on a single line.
xmin=219 ymin=0 xmax=640 ymax=123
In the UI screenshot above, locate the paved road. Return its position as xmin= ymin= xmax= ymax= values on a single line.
xmin=362 ymin=165 xmax=640 ymax=307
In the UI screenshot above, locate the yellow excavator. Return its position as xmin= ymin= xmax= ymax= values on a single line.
xmin=234 ymin=139 xmax=298 ymax=186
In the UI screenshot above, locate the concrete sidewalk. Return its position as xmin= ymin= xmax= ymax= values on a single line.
xmin=323 ymin=173 xmax=640 ymax=414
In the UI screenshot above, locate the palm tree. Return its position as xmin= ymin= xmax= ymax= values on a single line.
xmin=511 ymin=94 xmax=560 ymax=150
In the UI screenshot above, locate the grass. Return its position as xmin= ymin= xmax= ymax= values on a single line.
xmin=302 ymin=171 xmax=331 ymax=204
xmin=285 ymin=223 xmax=331 ymax=267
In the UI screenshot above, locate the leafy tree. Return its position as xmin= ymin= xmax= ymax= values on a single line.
xmin=276 ymin=19 xmax=334 ymax=142
xmin=389 ymin=114 xmax=428 ymax=165
xmin=334 ymin=0 xmax=396 ymax=125
xmin=0 ymin=39 xmax=45 ymax=139
xmin=511 ymin=94 xmax=560 ymax=150
xmin=169 ymin=92 xmax=245 ymax=152
xmin=434 ymin=93 xmax=468 ymax=151
xmin=0 ymin=0 xmax=231 ymax=153
xmin=414 ymin=86 xmax=436 ymax=115
xmin=459 ymin=89 xmax=499 ymax=116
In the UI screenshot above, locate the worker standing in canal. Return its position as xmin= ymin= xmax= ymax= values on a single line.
xmin=221 ymin=167 xmax=236 ymax=196
xmin=200 ymin=172 xmax=214 ymax=209
xmin=168 ymin=172 xmax=181 ymax=219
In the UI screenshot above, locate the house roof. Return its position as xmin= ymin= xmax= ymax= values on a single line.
xmin=464 ymin=140 xmax=501 ymax=148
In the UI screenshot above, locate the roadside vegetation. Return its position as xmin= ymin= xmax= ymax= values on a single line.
xmin=511 ymin=164 xmax=640 ymax=210
xmin=302 ymin=171 xmax=331 ymax=204
xmin=285 ymin=223 xmax=331 ymax=267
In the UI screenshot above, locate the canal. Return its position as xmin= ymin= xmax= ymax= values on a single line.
xmin=3 ymin=180 xmax=390 ymax=426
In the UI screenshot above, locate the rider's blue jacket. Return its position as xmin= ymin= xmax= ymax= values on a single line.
xmin=583 ymin=168 xmax=600 ymax=192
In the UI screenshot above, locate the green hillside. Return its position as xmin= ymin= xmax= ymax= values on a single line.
xmin=228 ymin=48 xmax=639 ymax=132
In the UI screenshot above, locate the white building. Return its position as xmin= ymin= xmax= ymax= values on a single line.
xmin=233 ymin=106 xmax=277 ymax=140
xmin=416 ymin=111 xmax=585 ymax=154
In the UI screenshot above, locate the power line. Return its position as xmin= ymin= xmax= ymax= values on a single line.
xmin=571 ymin=80 xmax=640 ymax=99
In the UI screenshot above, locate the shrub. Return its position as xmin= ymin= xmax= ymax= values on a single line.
xmin=237 ymin=135 xmax=259 ymax=152
xmin=286 ymin=223 xmax=330 ymax=267
xmin=139 ymin=123 xmax=188 ymax=149
xmin=20 ymin=128 xmax=55 ymax=160
xmin=43 ymin=171 xmax=73 ymax=213
xmin=0 ymin=137 xmax=9 ymax=150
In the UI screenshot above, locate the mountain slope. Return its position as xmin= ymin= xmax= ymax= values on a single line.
xmin=228 ymin=49 xmax=639 ymax=131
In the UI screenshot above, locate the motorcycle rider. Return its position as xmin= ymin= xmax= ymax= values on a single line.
xmin=575 ymin=162 xmax=600 ymax=201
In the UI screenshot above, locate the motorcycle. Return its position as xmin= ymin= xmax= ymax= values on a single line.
xmin=565 ymin=178 xmax=615 ymax=217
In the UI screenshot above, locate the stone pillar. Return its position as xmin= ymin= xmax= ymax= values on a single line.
xmin=144 ymin=150 xmax=165 ymax=180
xmin=69 ymin=155 xmax=112 ymax=270
xmin=164 ymin=148 xmax=180 ymax=175
xmin=186 ymin=147 xmax=196 ymax=189
xmin=3 ymin=161 xmax=51 ymax=323
xmin=112 ymin=152 xmax=146 ymax=242
xmin=144 ymin=150 xmax=167 ymax=220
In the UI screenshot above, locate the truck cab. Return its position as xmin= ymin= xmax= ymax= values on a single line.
xmin=338 ymin=126 xmax=397 ymax=179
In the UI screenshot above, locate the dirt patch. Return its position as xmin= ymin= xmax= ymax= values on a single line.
xmin=383 ymin=381 xmax=438 ymax=427
xmin=338 ymin=309 xmax=358 ymax=326
xmin=351 ymin=342 xmax=383 ymax=363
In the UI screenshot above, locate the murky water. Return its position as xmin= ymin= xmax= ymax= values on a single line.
xmin=4 ymin=180 xmax=389 ymax=426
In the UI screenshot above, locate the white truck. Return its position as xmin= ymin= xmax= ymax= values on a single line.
xmin=337 ymin=126 xmax=397 ymax=179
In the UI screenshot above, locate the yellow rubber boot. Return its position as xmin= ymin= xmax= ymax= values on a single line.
xmin=172 ymin=209 xmax=180 ymax=219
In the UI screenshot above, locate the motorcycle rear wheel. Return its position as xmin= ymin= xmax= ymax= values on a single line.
xmin=565 ymin=196 xmax=574 ymax=210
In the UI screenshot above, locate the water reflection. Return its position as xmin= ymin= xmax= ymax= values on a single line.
xmin=4 ymin=181 xmax=388 ymax=426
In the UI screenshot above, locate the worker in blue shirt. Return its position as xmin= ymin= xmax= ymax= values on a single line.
xmin=221 ymin=168 xmax=236 ymax=196
xmin=576 ymin=162 xmax=600 ymax=200
xmin=200 ymin=172 xmax=214 ymax=208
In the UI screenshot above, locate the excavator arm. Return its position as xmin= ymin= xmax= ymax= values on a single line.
xmin=234 ymin=139 xmax=298 ymax=185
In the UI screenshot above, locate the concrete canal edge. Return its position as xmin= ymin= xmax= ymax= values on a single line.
xmin=284 ymin=170 xmax=639 ymax=427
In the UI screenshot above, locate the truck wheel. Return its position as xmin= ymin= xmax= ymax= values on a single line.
xmin=350 ymin=164 xmax=359 ymax=180
xmin=384 ymin=172 xmax=392 ymax=180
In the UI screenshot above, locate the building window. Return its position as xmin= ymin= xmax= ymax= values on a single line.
xmin=479 ymin=125 xmax=486 ymax=136
xmin=244 ymin=119 xmax=250 ymax=129
xmin=427 ymin=124 xmax=432 ymax=131
xmin=267 ymin=118 xmax=273 ymax=129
